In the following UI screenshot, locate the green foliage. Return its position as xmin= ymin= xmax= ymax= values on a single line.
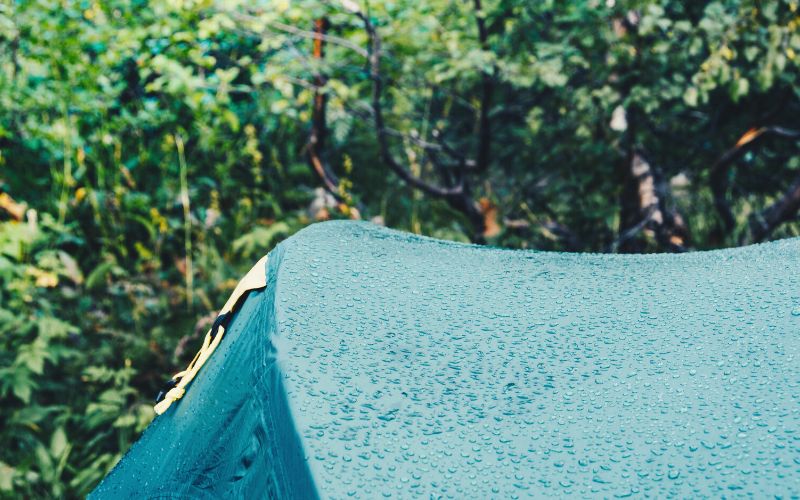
xmin=0 ymin=217 xmax=144 ymax=497
xmin=0 ymin=0 xmax=798 ymax=496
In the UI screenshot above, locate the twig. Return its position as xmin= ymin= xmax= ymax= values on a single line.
xmin=228 ymin=10 xmax=369 ymax=58
xmin=175 ymin=134 xmax=193 ymax=310
xmin=608 ymin=205 xmax=656 ymax=252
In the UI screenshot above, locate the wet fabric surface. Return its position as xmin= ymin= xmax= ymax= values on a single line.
xmin=93 ymin=221 xmax=800 ymax=498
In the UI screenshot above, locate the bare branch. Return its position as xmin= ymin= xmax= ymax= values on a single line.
xmin=748 ymin=172 xmax=800 ymax=243
xmin=306 ymin=17 xmax=343 ymax=199
xmin=346 ymin=101 xmax=472 ymax=168
xmin=609 ymin=205 xmax=657 ymax=252
xmin=324 ymin=2 xmax=487 ymax=237
xmin=710 ymin=125 xmax=800 ymax=233
xmin=359 ymin=11 xmax=464 ymax=198
xmin=618 ymin=150 xmax=687 ymax=252
xmin=228 ymin=10 xmax=370 ymax=58
xmin=473 ymin=0 xmax=494 ymax=173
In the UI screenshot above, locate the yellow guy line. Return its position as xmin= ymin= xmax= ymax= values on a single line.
xmin=153 ymin=254 xmax=269 ymax=415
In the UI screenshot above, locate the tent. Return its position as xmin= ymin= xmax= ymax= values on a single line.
xmin=91 ymin=221 xmax=800 ymax=498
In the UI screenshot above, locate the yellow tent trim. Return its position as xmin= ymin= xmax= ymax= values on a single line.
xmin=153 ymin=254 xmax=269 ymax=415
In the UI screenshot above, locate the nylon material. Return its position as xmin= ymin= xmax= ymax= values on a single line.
xmin=273 ymin=221 xmax=799 ymax=497
xmin=92 ymin=289 xmax=267 ymax=498
xmin=255 ymin=244 xmax=318 ymax=500
xmin=92 ymin=255 xmax=318 ymax=499
xmin=94 ymin=221 xmax=800 ymax=498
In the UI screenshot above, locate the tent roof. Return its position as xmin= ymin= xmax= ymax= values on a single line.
xmin=93 ymin=221 xmax=800 ymax=498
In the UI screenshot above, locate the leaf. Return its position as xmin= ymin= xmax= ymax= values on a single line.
xmin=683 ymin=87 xmax=699 ymax=106
xmin=17 ymin=341 xmax=46 ymax=374
xmin=112 ymin=414 xmax=136 ymax=428
xmin=0 ymin=193 xmax=26 ymax=221
xmin=0 ymin=462 xmax=14 ymax=492
xmin=50 ymin=427 xmax=67 ymax=459
xmin=609 ymin=105 xmax=628 ymax=132
xmin=730 ymin=77 xmax=749 ymax=101
xmin=38 ymin=316 xmax=78 ymax=340
xmin=27 ymin=267 xmax=58 ymax=288
xmin=85 ymin=260 xmax=120 ymax=290
xmin=12 ymin=372 xmax=33 ymax=404
xmin=735 ymin=127 xmax=763 ymax=147
xmin=57 ymin=251 xmax=83 ymax=285
xmin=33 ymin=442 xmax=53 ymax=481
xmin=232 ymin=223 xmax=291 ymax=258
xmin=479 ymin=198 xmax=501 ymax=238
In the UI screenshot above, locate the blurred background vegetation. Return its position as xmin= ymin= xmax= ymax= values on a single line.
xmin=0 ymin=0 xmax=798 ymax=496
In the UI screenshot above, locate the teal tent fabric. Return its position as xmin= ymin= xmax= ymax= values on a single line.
xmin=92 ymin=221 xmax=800 ymax=498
